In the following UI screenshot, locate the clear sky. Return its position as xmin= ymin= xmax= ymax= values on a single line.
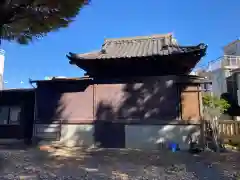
xmin=2 ymin=0 xmax=240 ymax=88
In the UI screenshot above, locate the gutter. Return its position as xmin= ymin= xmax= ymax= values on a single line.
xmin=29 ymin=76 xmax=94 ymax=84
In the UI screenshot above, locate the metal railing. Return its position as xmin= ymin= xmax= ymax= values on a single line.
xmin=192 ymin=55 xmax=240 ymax=74
xmin=208 ymin=55 xmax=240 ymax=71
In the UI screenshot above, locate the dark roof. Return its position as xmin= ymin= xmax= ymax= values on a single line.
xmin=0 ymin=88 xmax=34 ymax=92
xmin=67 ymin=33 xmax=207 ymax=61
xmin=29 ymin=76 xmax=93 ymax=84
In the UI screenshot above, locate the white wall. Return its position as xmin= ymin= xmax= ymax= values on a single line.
xmin=125 ymin=124 xmax=200 ymax=150
xmin=211 ymin=68 xmax=230 ymax=97
xmin=34 ymin=124 xmax=95 ymax=147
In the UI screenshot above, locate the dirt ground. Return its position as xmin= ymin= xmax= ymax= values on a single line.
xmin=0 ymin=145 xmax=238 ymax=180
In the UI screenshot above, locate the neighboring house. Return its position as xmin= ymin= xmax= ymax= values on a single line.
xmin=0 ymin=88 xmax=34 ymax=140
xmin=192 ymin=39 xmax=240 ymax=120
xmin=193 ymin=39 xmax=240 ymax=98
xmin=224 ymin=38 xmax=240 ymax=56
xmin=31 ymin=33 xmax=207 ymax=150
xmin=210 ymin=39 xmax=240 ymax=98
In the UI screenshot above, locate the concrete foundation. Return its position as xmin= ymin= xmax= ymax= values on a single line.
xmin=125 ymin=124 xmax=201 ymax=150
xmin=35 ymin=124 xmax=95 ymax=147
xmin=34 ymin=123 xmax=201 ymax=150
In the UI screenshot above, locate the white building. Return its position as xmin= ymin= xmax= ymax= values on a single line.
xmin=224 ymin=39 xmax=240 ymax=56
xmin=200 ymin=39 xmax=240 ymax=98
xmin=191 ymin=39 xmax=240 ymax=98
xmin=208 ymin=56 xmax=240 ymax=97
xmin=192 ymin=39 xmax=240 ymax=120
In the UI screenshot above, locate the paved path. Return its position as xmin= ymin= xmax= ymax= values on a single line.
xmin=0 ymin=147 xmax=238 ymax=179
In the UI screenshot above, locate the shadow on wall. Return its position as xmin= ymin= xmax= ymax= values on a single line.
xmin=35 ymin=76 xmax=201 ymax=149
xmin=94 ymin=76 xmax=201 ymax=149
xmin=35 ymin=81 xmax=92 ymax=145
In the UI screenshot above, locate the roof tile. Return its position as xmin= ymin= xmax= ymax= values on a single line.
xmin=69 ymin=33 xmax=207 ymax=60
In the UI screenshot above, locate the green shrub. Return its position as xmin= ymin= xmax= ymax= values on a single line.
xmin=203 ymin=94 xmax=230 ymax=115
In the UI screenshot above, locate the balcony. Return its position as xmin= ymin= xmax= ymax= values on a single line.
xmin=207 ymin=55 xmax=240 ymax=71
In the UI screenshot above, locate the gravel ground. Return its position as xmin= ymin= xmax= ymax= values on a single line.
xmin=0 ymin=146 xmax=238 ymax=180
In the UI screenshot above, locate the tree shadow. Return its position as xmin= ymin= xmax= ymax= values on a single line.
xmin=0 ymin=76 xmax=232 ymax=178
xmin=94 ymin=76 xmax=201 ymax=149
xmin=34 ymin=80 xmax=92 ymax=145
xmin=32 ymin=76 xmax=202 ymax=150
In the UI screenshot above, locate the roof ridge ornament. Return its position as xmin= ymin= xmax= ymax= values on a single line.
xmin=101 ymin=49 xmax=106 ymax=54
xmin=198 ymin=43 xmax=208 ymax=49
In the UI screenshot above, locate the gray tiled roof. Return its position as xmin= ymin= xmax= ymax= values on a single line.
xmin=68 ymin=33 xmax=207 ymax=60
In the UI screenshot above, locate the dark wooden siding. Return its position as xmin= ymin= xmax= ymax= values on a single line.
xmin=0 ymin=90 xmax=34 ymax=139
xmin=36 ymin=83 xmax=60 ymax=123
xmin=36 ymin=81 xmax=94 ymax=124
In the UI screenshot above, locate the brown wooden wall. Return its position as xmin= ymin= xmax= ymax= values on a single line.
xmin=95 ymin=76 xmax=180 ymax=121
xmin=58 ymin=85 xmax=94 ymax=122
xmin=180 ymin=85 xmax=201 ymax=121
xmin=35 ymin=76 xmax=202 ymax=124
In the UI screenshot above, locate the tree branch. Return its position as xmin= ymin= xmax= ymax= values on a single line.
xmin=4 ymin=3 xmax=60 ymax=24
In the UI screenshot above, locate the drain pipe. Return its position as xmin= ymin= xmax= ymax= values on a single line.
xmin=28 ymin=78 xmax=38 ymax=144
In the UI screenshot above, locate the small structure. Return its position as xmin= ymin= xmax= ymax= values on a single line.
xmin=0 ymin=88 xmax=34 ymax=140
xmin=32 ymin=34 xmax=207 ymax=150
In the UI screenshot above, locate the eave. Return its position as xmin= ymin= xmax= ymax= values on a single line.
xmin=67 ymin=45 xmax=207 ymax=77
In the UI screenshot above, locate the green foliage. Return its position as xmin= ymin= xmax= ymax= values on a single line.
xmin=0 ymin=0 xmax=90 ymax=44
xmin=203 ymin=94 xmax=230 ymax=114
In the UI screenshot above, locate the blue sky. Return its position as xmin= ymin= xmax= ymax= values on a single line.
xmin=2 ymin=0 xmax=240 ymax=88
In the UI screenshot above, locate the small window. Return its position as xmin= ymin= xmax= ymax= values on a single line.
xmin=201 ymin=83 xmax=212 ymax=91
xmin=0 ymin=107 xmax=9 ymax=125
xmin=0 ymin=106 xmax=21 ymax=125
xmin=9 ymin=107 xmax=21 ymax=125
